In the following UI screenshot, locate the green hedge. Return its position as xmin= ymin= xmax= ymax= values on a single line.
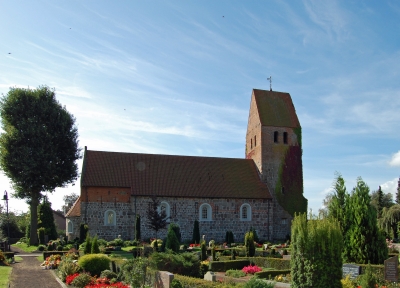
xmin=251 ymin=257 xmax=290 ymax=270
xmin=174 ymin=274 xmax=221 ymax=287
xmin=209 ymin=260 xmax=250 ymax=272
xmin=255 ymin=269 xmax=291 ymax=279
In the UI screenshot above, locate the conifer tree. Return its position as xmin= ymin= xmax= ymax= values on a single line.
xmin=84 ymin=234 xmax=92 ymax=255
xmin=291 ymin=213 xmax=343 ymax=288
xmin=91 ymin=235 xmax=100 ymax=254
xmin=135 ymin=215 xmax=141 ymax=241
xmin=343 ymin=177 xmax=387 ymax=264
xmin=192 ymin=220 xmax=200 ymax=244
xmin=244 ymin=231 xmax=255 ymax=257
xmin=327 ymin=172 xmax=348 ymax=233
xmin=165 ymin=225 xmax=180 ymax=252
xmin=37 ymin=197 xmax=58 ymax=241
xmin=396 ymin=178 xmax=400 ymax=204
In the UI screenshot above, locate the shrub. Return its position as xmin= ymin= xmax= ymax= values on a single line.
xmin=225 ymin=231 xmax=234 ymax=245
xmin=38 ymin=227 xmax=45 ymax=245
xmin=201 ymin=240 xmax=207 ymax=261
xmin=71 ymin=273 xmax=95 ymax=288
xmin=165 ymin=225 xmax=180 ymax=253
xmin=78 ymin=254 xmax=111 ymax=277
xmin=84 ymin=234 xmax=92 ymax=255
xmin=150 ymin=251 xmax=201 ymax=278
xmin=209 ymin=260 xmax=250 ymax=272
xmin=113 ymin=238 xmax=124 ymax=247
xmin=245 ymin=231 xmax=255 ymax=257
xmin=173 ymin=274 xmax=220 ymax=288
xmin=170 ymin=279 xmax=183 ymax=288
xmin=341 ymin=275 xmax=355 ymax=288
xmin=192 ymin=220 xmax=200 ymax=244
xmin=100 ymin=269 xmax=118 ymax=280
xmin=57 ymin=245 xmax=63 ymax=251
xmin=242 ymin=265 xmax=262 ymax=274
xmin=57 ymin=255 xmax=81 ymax=282
xmin=225 ymin=269 xmax=246 ymax=278
xmin=118 ymin=258 xmax=152 ymax=288
xmin=357 ymin=263 xmax=379 ymax=288
xmin=79 ymin=223 xmax=89 ymax=243
xmin=91 ymin=235 xmax=100 ymax=254
xmin=38 ymin=245 xmax=46 ymax=251
xmin=243 ymin=276 xmax=275 ymax=288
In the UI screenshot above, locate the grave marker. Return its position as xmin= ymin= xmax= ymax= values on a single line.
xmin=384 ymin=256 xmax=398 ymax=282
xmin=342 ymin=264 xmax=361 ymax=280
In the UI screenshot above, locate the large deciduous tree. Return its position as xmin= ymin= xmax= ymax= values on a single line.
xmin=0 ymin=86 xmax=80 ymax=245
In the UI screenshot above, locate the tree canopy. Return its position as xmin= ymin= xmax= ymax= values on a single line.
xmin=146 ymin=196 xmax=168 ymax=247
xmin=0 ymin=86 xmax=80 ymax=244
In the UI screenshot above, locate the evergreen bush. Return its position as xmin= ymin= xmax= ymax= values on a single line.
xmin=37 ymin=227 xmax=45 ymax=245
xmin=201 ymin=240 xmax=207 ymax=261
xmin=91 ymin=235 xmax=100 ymax=254
xmin=77 ymin=254 xmax=111 ymax=277
xmin=165 ymin=225 xmax=180 ymax=252
xmin=245 ymin=231 xmax=255 ymax=257
xmin=84 ymin=234 xmax=92 ymax=255
xmin=192 ymin=220 xmax=200 ymax=244
xmin=135 ymin=215 xmax=141 ymax=240
xmin=79 ymin=223 xmax=89 ymax=243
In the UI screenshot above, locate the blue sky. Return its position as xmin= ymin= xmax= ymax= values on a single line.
xmin=0 ymin=0 xmax=399 ymax=215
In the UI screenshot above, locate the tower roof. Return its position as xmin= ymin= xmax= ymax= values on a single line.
xmin=81 ymin=149 xmax=272 ymax=199
xmin=253 ymin=89 xmax=300 ymax=128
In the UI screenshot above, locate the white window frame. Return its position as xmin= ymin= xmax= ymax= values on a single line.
xmin=67 ymin=220 xmax=73 ymax=234
xmin=199 ymin=203 xmax=212 ymax=221
xmin=240 ymin=203 xmax=252 ymax=221
xmin=158 ymin=201 xmax=170 ymax=222
xmin=104 ymin=209 xmax=116 ymax=226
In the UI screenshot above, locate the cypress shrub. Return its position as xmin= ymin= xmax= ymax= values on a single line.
xmin=169 ymin=223 xmax=181 ymax=242
xmin=165 ymin=226 xmax=180 ymax=253
xmin=84 ymin=234 xmax=92 ymax=255
xmin=37 ymin=227 xmax=45 ymax=245
xmin=201 ymin=240 xmax=207 ymax=261
xmin=291 ymin=213 xmax=343 ymax=288
xmin=135 ymin=215 xmax=141 ymax=241
xmin=91 ymin=235 xmax=100 ymax=254
xmin=79 ymin=223 xmax=89 ymax=243
xmin=245 ymin=231 xmax=255 ymax=257
xmin=192 ymin=220 xmax=200 ymax=244
xmin=225 ymin=231 xmax=234 ymax=245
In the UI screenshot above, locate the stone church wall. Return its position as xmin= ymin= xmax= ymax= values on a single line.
xmin=67 ymin=194 xmax=274 ymax=242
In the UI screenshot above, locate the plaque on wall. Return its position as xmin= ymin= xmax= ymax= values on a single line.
xmin=385 ymin=256 xmax=398 ymax=282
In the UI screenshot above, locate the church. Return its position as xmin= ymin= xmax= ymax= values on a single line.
xmin=66 ymin=88 xmax=307 ymax=242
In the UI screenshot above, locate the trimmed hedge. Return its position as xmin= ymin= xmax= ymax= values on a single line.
xmin=251 ymin=257 xmax=290 ymax=270
xmin=255 ymin=269 xmax=291 ymax=279
xmin=209 ymin=260 xmax=250 ymax=272
xmin=174 ymin=274 xmax=221 ymax=288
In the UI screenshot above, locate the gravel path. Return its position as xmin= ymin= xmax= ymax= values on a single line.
xmin=9 ymin=246 xmax=65 ymax=288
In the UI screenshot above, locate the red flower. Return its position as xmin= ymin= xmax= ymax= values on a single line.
xmin=66 ymin=273 xmax=80 ymax=285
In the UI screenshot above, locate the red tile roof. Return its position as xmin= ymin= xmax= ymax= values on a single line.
xmin=65 ymin=196 xmax=81 ymax=217
xmin=81 ymin=150 xmax=272 ymax=199
xmin=253 ymin=89 xmax=300 ymax=128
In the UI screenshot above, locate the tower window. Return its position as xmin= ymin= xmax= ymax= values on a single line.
xmin=283 ymin=132 xmax=288 ymax=144
xmin=254 ymin=136 xmax=256 ymax=147
xmin=274 ymin=131 xmax=279 ymax=143
xmin=251 ymin=139 xmax=253 ymax=149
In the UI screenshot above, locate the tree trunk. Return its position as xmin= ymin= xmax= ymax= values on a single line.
xmin=29 ymin=194 xmax=40 ymax=246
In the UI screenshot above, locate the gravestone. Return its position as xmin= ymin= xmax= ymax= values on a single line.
xmin=385 ymin=256 xmax=398 ymax=282
xmin=204 ymin=271 xmax=216 ymax=282
xmin=342 ymin=264 xmax=361 ymax=280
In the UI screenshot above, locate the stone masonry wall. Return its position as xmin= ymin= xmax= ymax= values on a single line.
xmin=68 ymin=193 xmax=274 ymax=242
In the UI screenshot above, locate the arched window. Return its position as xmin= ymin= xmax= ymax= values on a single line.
xmin=67 ymin=220 xmax=73 ymax=234
xmin=240 ymin=204 xmax=252 ymax=221
xmin=104 ymin=210 xmax=116 ymax=226
xmin=274 ymin=131 xmax=279 ymax=143
xmin=158 ymin=201 xmax=170 ymax=222
xmin=199 ymin=203 xmax=212 ymax=221
xmin=283 ymin=132 xmax=288 ymax=144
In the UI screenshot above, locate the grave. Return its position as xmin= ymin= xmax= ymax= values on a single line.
xmin=384 ymin=256 xmax=398 ymax=282
xmin=342 ymin=264 xmax=361 ymax=280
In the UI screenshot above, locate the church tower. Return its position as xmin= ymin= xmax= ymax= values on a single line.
xmin=246 ymin=89 xmax=307 ymax=239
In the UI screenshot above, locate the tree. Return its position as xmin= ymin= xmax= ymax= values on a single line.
xmin=327 ymin=172 xmax=348 ymax=233
xmin=37 ymin=197 xmax=58 ymax=241
xmin=165 ymin=225 xmax=180 ymax=252
xmin=135 ymin=215 xmax=141 ymax=241
xmin=291 ymin=213 xmax=343 ymax=288
xmin=343 ymin=177 xmax=388 ymax=264
xmin=62 ymin=192 xmax=79 ymax=214
xmin=396 ymin=177 xmax=400 ymax=204
xmin=146 ymin=196 xmax=168 ymax=248
xmin=244 ymin=230 xmax=255 ymax=257
xmin=91 ymin=235 xmax=100 ymax=254
xmin=370 ymin=188 xmax=394 ymax=215
xmin=0 ymin=86 xmax=80 ymax=245
xmin=192 ymin=220 xmax=200 ymax=244
xmin=378 ymin=204 xmax=400 ymax=239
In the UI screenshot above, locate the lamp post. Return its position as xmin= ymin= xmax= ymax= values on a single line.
xmin=2 ymin=191 xmax=10 ymax=251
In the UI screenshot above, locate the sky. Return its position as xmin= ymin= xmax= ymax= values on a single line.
xmin=0 ymin=0 xmax=399 ymax=215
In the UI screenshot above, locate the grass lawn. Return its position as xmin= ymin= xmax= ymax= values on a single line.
xmin=109 ymin=250 xmax=133 ymax=259
xmin=14 ymin=256 xmax=22 ymax=262
xmin=0 ymin=266 xmax=12 ymax=288
xmin=11 ymin=243 xmax=39 ymax=253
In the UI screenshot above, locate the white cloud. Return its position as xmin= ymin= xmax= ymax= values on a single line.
xmin=381 ymin=178 xmax=398 ymax=195
xmin=389 ymin=151 xmax=400 ymax=167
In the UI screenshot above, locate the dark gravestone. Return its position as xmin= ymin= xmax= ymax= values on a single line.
xmin=385 ymin=256 xmax=398 ymax=282
xmin=342 ymin=264 xmax=361 ymax=280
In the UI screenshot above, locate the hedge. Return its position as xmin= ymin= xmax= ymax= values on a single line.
xmin=174 ymin=274 xmax=221 ymax=288
xmin=251 ymin=257 xmax=290 ymax=270
xmin=209 ymin=260 xmax=250 ymax=272
xmin=255 ymin=269 xmax=291 ymax=279
xmin=3 ymin=252 xmax=15 ymax=259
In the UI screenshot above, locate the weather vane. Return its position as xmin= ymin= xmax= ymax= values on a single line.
xmin=267 ymin=76 xmax=272 ymax=91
